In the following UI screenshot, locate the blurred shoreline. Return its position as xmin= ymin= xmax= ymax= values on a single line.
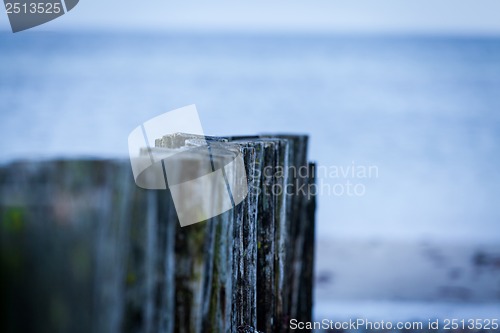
xmin=315 ymin=236 xmax=500 ymax=320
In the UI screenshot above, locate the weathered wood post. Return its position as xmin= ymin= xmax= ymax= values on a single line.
xmin=0 ymin=134 xmax=316 ymax=333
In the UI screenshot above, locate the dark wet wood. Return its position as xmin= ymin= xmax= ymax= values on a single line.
xmin=0 ymin=135 xmax=316 ymax=333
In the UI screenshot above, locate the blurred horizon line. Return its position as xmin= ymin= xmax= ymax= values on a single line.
xmin=2 ymin=27 xmax=500 ymax=39
xmin=3 ymin=0 xmax=500 ymax=37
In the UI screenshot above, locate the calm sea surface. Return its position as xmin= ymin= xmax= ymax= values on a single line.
xmin=1 ymin=32 xmax=500 ymax=241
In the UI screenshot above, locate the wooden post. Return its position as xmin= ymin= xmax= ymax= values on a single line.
xmin=0 ymin=135 xmax=316 ymax=333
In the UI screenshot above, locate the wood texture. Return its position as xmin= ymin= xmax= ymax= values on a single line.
xmin=0 ymin=135 xmax=316 ymax=333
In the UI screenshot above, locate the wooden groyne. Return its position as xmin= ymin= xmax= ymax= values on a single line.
xmin=0 ymin=135 xmax=316 ymax=333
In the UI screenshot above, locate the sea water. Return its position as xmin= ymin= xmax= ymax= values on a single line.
xmin=1 ymin=32 xmax=499 ymax=319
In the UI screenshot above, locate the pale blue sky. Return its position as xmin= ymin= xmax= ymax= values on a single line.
xmin=2 ymin=0 xmax=500 ymax=34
